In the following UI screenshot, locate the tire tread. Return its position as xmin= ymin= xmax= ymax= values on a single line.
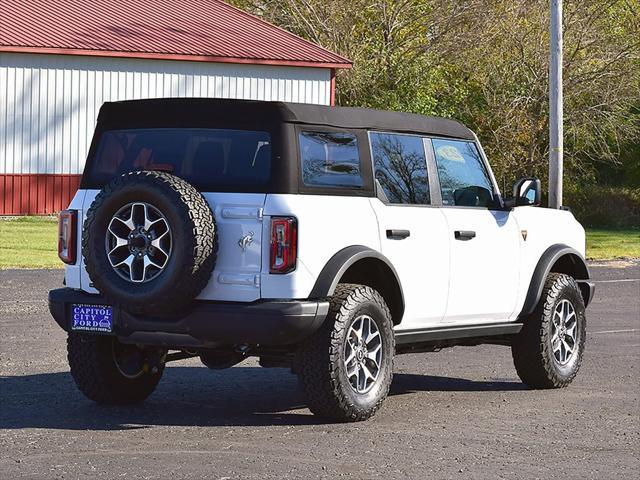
xmin=67 ymin=333 xmax=163 ymax=404
xmin=296 ymin=284 xmax=394 ymax=422
xmin=512 ymin=273 xmax=586 ymax=389
xmin=82 ymin=171 xmax=217 ymax=314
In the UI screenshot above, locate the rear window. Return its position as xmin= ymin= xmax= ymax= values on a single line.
xmin=86 ymin=128 xmax=271 ymax=189
xmin=299 ymin=131 xmax=363 ymax=188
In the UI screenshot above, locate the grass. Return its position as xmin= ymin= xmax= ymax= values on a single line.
xmin=0 ymin=217 xmax=638 ymax=268
xmin=585 ymin=228 xmax=640 ymax=260
xmin=0 ymin=216 xmax=61 ymax=269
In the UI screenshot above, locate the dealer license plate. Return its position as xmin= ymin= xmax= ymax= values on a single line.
xmin=70 ymin=304 xmax=113 ymax=333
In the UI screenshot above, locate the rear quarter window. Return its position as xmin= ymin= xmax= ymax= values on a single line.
xmin=299 ymin=131 xmax=363 ymax=188
xmin=85 ymin=128 xmax=271 ymax=190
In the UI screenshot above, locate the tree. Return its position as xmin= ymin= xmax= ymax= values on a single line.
xmin=232 ymin=0 xmax=640 ymax=190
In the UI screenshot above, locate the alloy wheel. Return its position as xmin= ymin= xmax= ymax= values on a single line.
xmin=105 ymin=202 xmax=172 ymax=283
xmin=344 ymin=314 xmax=383 ymax=393
xmin=550 ymin=299 xmax=578 ymax=366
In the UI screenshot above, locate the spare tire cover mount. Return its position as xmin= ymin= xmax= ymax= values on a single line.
xmin=82 ymin=171 xmax=218 ymax=315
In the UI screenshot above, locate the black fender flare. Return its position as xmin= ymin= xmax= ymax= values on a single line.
xmin=520 ymin=244 xmax=591 ymax=317
xmin=309 ymin=245 xmax=405 ymax=319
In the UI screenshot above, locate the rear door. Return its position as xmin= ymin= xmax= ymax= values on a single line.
xmin=79 ymin=127 xmax=271 ymax=302
xmin=368 ymin=132 xmax=450 ymax=329
xmin=429 ymin=138 xmax=520 ymax=324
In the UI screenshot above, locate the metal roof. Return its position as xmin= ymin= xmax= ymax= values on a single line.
xmin=0 ymin=0 xmax=352 ymax=69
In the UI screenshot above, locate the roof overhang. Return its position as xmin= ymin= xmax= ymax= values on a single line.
xmin=0 ymin=45 xmax=353 ymax=70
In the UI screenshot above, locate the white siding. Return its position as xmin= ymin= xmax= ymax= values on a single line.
xmin=0 ymin=52 xmax=332 ymax=175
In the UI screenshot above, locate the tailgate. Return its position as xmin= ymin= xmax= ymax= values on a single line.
xmin=197 ymin=192 xmax=266 ymax=302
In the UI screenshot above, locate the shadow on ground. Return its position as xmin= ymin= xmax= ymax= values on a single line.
xmin=0 ymin=366 xmax=525 ymax=430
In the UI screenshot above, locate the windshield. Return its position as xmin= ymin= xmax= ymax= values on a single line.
xmin=85 ymin=128 xmax=271 ymax=190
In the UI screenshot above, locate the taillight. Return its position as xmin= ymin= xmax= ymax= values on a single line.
xmin=58 ymin=210 xmax=77 ymax=264
xmin=270 ymin=216 xmax=297 ymax=274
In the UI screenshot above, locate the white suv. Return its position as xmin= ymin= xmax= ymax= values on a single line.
xmin=49 ymin=98 xmax=595 ymax=421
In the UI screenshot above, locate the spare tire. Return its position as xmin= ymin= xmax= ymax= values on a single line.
xmin=82 ymin=171 xmax=217 ymax=315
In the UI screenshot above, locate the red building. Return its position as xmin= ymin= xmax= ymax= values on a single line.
xmin=0 ymin=0 xmax=351 ymax=215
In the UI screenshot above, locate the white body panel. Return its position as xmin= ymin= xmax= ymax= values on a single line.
xmin=261 ymin=194 xmax=380 ymax=299
xmin=197 ymin=193 xmax=266 ymax=302
xmin=368 ymin=199 xmax=450 ymax=329
xmin=511 ymin=206 xmax=586 ymax=315
xmin=78 ymin=190 xmax=99 ymax=292
xmin=71 ymin=192 xmax=383 ymax=303
xmin=65 ymin=187 xmax=587 ymax=326
xmin=440 ymin=208 xmax=520 ymax=324
xmin=0 ymin=52 xmax=332 ymax=176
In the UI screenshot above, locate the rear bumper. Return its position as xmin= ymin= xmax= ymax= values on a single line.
xmin=48 ymin=288 xmax=329 ymax=348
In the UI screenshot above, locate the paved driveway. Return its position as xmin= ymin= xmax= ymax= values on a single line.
xmin=1 ymin=261 xmax=638 ymax=479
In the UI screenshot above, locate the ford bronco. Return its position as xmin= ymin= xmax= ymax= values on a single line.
xmin=49 ymin=98 xmax=595 ymax=421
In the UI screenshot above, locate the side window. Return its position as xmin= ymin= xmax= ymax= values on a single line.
xmin=431 ymin=139 xmax=495 ymax=207
xmin=299 ymin=131 xmax=362 ymax=188
xmin=369 ymin=132 xmax=430 ymax=205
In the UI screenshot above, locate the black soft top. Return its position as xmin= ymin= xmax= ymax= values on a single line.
xmin=96 ymin=98 xmax=475 ymax=140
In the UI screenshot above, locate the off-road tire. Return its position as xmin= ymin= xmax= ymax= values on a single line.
xmin=512 ymin=273 xmax=586 ymax=388
xmin=67 ymin=333 xmax=164 ymax=404
xmin=83 ymin=171 xmax=217 ymax=315
xmin=296 ymin=284 xmax=394 ymax=422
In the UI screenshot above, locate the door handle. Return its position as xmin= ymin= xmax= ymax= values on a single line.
xmin=454 ymin=230 xmax=476 ymax=240
xmin=386 ymin=229 xmax=410 ymax=240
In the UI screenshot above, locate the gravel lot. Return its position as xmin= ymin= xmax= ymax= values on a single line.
xmin=1 ymin=261 xmax=638 ymax=479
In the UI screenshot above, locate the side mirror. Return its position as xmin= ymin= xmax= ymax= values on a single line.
xmin=513 ymin=177 xmax=542 ymax=206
